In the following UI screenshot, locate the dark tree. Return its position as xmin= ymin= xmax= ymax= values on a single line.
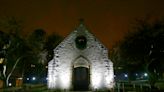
xmin=111 ymin=18 xmax=164 ymax=87
xmin=45 ymin=33 xmax=63 ymax=62
xmin=0 ymin=17 xmax=31 ymax=87
xmin=25 ymin=29 xmax=47 ymax=83
xmin=25 ymin=30 xmax=63 ymax=84
xmin=27 ymin=29 xmax=47 ymax=64
xmin=0 ymin=31 xmax=9 ymax=82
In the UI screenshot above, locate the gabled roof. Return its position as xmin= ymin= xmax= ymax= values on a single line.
xmin=54 ymin=20 xmax=108 ymax=51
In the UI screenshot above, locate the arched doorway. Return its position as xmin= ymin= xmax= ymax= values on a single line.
xmin=72 ymin=56 xmax=90 ymax=91
xmin=73 ymin=67 xmax=89 ymax=91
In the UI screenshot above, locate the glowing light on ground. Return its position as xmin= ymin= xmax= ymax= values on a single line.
xmin=91 ymin=72 xmax=102 ymax=89
xmin=9 ymin=83 xmax=12 ymax=86
xmin=59 ymin=72 xmax=71 ymax=89
xmin=32 ymin=77 xmax=36 ymax=80
xmin=144 ymin=73 xmax=148 ymax=77
xmin=124 ymin=74 xmax=128 ymax=77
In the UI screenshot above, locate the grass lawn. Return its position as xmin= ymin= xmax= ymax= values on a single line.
xmin=0 ymin=81 xmax=163 ymax=92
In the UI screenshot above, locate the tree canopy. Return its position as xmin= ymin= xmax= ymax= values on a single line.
xmin=111 ymin=18 xmax=164 ymax=86
xmin=0 ymin=17 xmax=63 ymax=87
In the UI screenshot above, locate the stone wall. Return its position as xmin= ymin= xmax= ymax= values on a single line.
xmin=48 ymin=23 xmax=114 ymax=91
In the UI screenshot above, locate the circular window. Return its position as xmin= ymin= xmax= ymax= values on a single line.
xmin=75 ymin=36 xmax=87 ymax=50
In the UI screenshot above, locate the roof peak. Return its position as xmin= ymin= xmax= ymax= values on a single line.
xmin=79 ymin=18 xmax=84 ymax=24
xmin=79 ymin=18 xmax=85 ymax=26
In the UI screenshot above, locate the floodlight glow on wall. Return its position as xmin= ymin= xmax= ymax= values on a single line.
xmin=47 ymin=22 xmax=114 ymax=91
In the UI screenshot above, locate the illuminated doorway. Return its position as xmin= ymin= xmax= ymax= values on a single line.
xmin=72 ymin=56 xmax=90 ymax=91
xmin=73 ymin=67 xmax=89 ymax=91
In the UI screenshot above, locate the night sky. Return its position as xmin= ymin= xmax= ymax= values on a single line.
xmin=0 ymin=0 xmax=164 ymax=49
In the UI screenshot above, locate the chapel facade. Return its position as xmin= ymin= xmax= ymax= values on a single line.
xmin=48 ymin=22 xmax=114 ymax=91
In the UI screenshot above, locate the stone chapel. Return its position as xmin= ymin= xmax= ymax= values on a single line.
xmin=48 ymin=21 xmax=114 ymax=91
